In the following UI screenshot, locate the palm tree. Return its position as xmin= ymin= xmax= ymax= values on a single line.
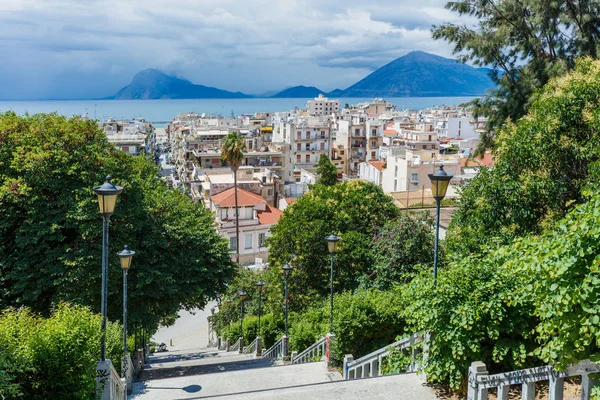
xmin=221 ymin=132 xmax=246 ymax=263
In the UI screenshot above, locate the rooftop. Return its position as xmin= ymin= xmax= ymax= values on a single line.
xmin=257 ymin=205 xmax=283 ymax=225
xmin=211 ymin=187 xmax=266 ymax=207
xmin=369 ymin=161 xmax=386 ymax=171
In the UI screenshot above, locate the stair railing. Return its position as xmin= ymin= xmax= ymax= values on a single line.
xmin=343 ymin=331 xmax=424 ymax=380
xmin=292 ymin=336 xmax=327 ymax=364
xmin=229 ymin=337 xmax=242 ymax=352
xmin=243 ymin=337 xmax=260 ymax=354
xmin=262 ymin=336 xmax=285 ymax=359
xmin=96 ymin=359 xmax=127 ymax=400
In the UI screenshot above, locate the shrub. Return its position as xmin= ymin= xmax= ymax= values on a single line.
xmin=0 ymin=303 xmax=123 ymax=400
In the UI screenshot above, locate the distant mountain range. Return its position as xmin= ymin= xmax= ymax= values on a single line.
xmin=111 ymin=51 xmax=495 ymax=100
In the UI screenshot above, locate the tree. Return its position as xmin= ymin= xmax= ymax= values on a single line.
xmin=221 ymin=132 xmax=246 ymax=263
xmin=265 ymin=180 xmax=399 ymax=310
xmin=0 ymin=112 xmax=237 ymax=332
xmin=446 ymin=58 xmax=600 ymax=257
xmin=315 ymin=154 xmax=338 ymax=186
xmin=364 ymin=212 xmax=436 ymax=290
xmin=433 ymin=0 xmax=600 ymax=151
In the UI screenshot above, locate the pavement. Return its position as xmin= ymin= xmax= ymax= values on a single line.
xmin=131 ymin=304 xmax=439 ymax=400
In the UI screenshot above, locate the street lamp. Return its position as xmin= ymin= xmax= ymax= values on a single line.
xmin=282 ymin=264 xmax=293 ymax=338
xmin=326 ymin=233 xmax=340 ymax=334
xmin=117 ymin=245 xmax=135 ymax=358
xmin=428 ymin=165 xmax=453 ymax=281
xmin=256 ymin=281 xmax=265 ymax=338
xmin=94 ymin=176 xmax=123 ymax=361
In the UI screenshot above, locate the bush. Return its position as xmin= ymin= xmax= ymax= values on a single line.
xmin=0 ymin=303 xmax=123 ymax=400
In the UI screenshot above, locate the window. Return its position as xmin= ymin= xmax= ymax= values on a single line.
xmin=297 ymin=143 xmax=301 ymax=151
xmin=394 ymin=166 xmax=398 ymax=177
xmin=355 ymin=128 xmax=360 ymax=135
xmin=306 ymin=143 xmax=310 ymax=151
xmin=371 ymin=151 xmax=376 ymax=159
xmin=244 ymin=233 xmax=253 ymax=249
xmin=296 ymin=155 xmax=301 ymax=162
xmin=267 ymin=188 xmax=274 ymax=196
xmin=247 ymin=208 xmax=254 ymax=219
xmin=259 ymin=233 xmax=266 ymax=247
xmin=423 ymin=145 xmax=428 ymax=150
xmin=297 ymin=132 xmax=301 ymax=140
xmin=428 ymin=135 xmax=432 ymax=141
xmin=305 ymin=154 xmax=310 ymax=163
xmin=221 ymin=209 xmax=227 ymax=220
xmin=458 ymin=121 xmax=462 ymax=129
xmin=432 ymin=153 xmax=436 ymax=159
xmin=320 ymin=142 xmax=325 ymax=150
xmin=229 ymin=237 xmax=237 ymax=251
xmin=340 ymin=150 xmax=344 ymax=155
xmin=372 ymin=129 xmax=377 ymax=135
xmin=394 ymin=180 xmax=397 ymax=191
xmin=371 ymin=141 xmax=376 ymax=147
xmin=411 ymin=172 xmax=418 ymax=183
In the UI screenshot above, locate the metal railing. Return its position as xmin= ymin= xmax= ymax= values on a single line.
xmin=344 ymin=331 xmax=424 ymax=380
xmin=229 ymin=337 xmax=242 ymax=352
xmin=262 ymin=336 xmax=285 ymax=359
xmin=292 ymin=336 xmax=327 ymax=364
xmin=243 ymin=337 xmax=260 ymax=354
xmin=96 ymin=359 xmax=126 ymax=400
xmin=468 ymin=359 xmax=600 ymax=400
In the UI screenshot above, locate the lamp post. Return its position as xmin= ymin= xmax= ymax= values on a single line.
xmin=256 ymin=281 xmax=265 ymax=337
xmin=326 ymin=233 xmax=340 ymax=335
xmin=238 ymin=291 xmax=247 ymax=339
xmin=226 ymin=298 xmax=233 ymax=330
xmin=210 ymin=307 xmax=216 ymax=345
xmin=282 ymin=264 xmax=293 ymax=338
xmin=94 ymin=176 xmax=123 ymax=361
xmin=117 ymin=245 xmax=135 ymax=357
xmin=428 ymin=165 xmax=453 ymax=281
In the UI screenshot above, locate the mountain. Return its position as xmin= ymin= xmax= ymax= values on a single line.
xmin=111 ymin=69 xmax=252 ymax=100
xmin=271 ymin=86 xmax=326 ymax=98
xmin=337 ymin=51 xmax=495 ymax=97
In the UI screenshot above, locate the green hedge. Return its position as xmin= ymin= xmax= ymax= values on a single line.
xmin=0 ymin=303 xmax=123 ymax=399
xmin=220 ymin=313 xmax=284 ymax=350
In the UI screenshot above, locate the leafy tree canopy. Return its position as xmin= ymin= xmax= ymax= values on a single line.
xmin=316 ymin=154 xmax=338 ymax=186
xmin=447 ymin=58 xmax=600 ymax=257
xmin=265 ymin=180 xmax=399 ymax=310
xmin=0 ymin=112 xmax=237 ymax=331
xmin=433 ymin=0 xmax=600 ymax=150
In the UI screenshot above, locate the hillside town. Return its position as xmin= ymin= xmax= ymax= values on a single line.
xmin=101 ymin=95 xmax=493 ymax=269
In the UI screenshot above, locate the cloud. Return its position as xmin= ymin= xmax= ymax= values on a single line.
xmin=0 ymin=0 xmax=462 ymax=99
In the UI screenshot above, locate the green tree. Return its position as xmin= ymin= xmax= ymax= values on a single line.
xmin=266 ymin=180 xmax=399 ymax=310
xmin=0 ymin=112 xmax=236 ymax=332
xmin=433 ymin=0 xmax=600 ymax=150
xmin=364 ymin=212 xmax=436 ymax=290
xmin=447 ymin=58 xmax=600 ymax=257
xmin=221 ymin=131 xmax=246 ymax=263
xmin=315 ymin=154 xmax=338 ymax=186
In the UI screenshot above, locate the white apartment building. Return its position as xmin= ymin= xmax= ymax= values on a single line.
xmin=308 ymin=94 xmax=340 ymax=116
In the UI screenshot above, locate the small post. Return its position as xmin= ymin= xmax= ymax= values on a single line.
xmin=170 ymin=339 xmax=173 ymax=347
xmin=238 ymin=336 xmax=244 ymax=354
xmin=406 ymin=190 xmax=409 ymax=210
xmin=467 ymin=361 xmax=488 ymax=400
xmin=549 ymin=371 xmax=564 ymax=400
xmin=255 ymin=336 xmax=262 ymax=357
xmin=422 ymin=185 xmax=425 ymax=205
xmin=343 ymin=354 xmax=354 ymax=379
xmin=291 ymin=351 xmax=298 ymax=363
xmin=282 ymin=335 xmax=289 ymax=359
xmin=226 ymin=338 xmax=231 ymax=352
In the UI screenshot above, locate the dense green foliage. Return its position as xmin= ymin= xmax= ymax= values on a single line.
xmin=447 ymin=58 xmax=600 ymax=257
xmin=0 ymin=303 xmax=122 ymax=399
xmin=315 ymin=154 xmax=338 ymax=186
xmin=0 ymin=112 xmax=236 ymax=332
xmin=433 ymin=0 xmax=600 ymax=150
xmin=266 ymin=180 xmax=400 ymax=310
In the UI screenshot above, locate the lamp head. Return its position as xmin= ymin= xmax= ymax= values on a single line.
xmin=428 ymin=164 xmax=453 ymax=202
xmin=326 ymin=233 xmax=341 ymax=254
xmin=117 ymin=245 xmax=135 ymax=270
xmin=93 ymin=176 xmax=123 ymax=216
xmin=256 ymin=281 xmax=265 ymax=292
xmin=238 ymin=290 xmax=248 ymax=301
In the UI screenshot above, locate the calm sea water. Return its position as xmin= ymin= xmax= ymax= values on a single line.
xmin=0 ymin=97 xmax=477 ymax=125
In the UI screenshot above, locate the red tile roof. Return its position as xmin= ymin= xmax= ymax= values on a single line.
xmin=384 ymin=129 xmax=397 ymax=135
xmin=257 ymin=205 xmax=283 ymax=225
xmin=369 ymin=161 xmax=386 ymax=171
xmin=460 ymin=152 xmax=495 ymax=168
xmin=285 ymin=198 xmax=297 ymax=205
xmin=211 ymin=187 xmax=266 ymax=207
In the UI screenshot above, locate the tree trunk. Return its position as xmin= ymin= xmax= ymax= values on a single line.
xmin=234 ymin=171 xmax=240 ymax=264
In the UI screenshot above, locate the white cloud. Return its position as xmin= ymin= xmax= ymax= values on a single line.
xmin=0 ymin=0 xmax=464 ymax=99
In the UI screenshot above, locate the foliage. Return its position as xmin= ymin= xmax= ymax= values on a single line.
xmin=446 ymin=58 xmax=600 ymax=257
xmin=362 ymin=212 xmax=436 ymax=289
xmin=266 ymin=180 xmax=399 ymax=310
xmin=433 ymin=0 xmax=600 ymax=150
xmin=288 ymin=290 xmax=405 ymax=366
xmin=380 ymin=345 xmax=413 ymax=376
xmin=0 ymin=112 xmax=236 ymax=332
xmin=0 ymin=303 xmax=122 ymax=400
xmin=315 ymin=154 xmax=338 ymax=186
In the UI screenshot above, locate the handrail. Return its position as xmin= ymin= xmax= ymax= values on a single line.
xmin=96 ymin=359 xmax=127 ymax=400
xmin=344 ymin=331 xmax=424 ymax=380
xmin=468 ymin=359 xmax=600 ymax=400
xmin=262 ymin=337 xmax=284 ymax=359
xmin=243 ymin=337 xmax=260 ymax=354
xmin=229 ymin=337 xmax=242 ymax=352
xmin=292 ymin=336 xmax=327 ymax=364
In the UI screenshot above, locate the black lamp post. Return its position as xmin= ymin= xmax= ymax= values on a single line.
xmin=256 ymin=281 xmax=265 ymax=337
xmin=238 ymin=291 xmax=247 ymax=339
xmin=117 ymin=245 xmax=135 ymax=358
xmin=210 ymin=307 xmax=216 ymax=344
xmin=282 ymin=264 xmax=293 ymax=337
xmin=428 ymin=165 xmax=453 ymax=280
xmin=93 ymin=176 xmax=123 ymax=361
xmin=326 ymin=233 xmax=340 ymax=334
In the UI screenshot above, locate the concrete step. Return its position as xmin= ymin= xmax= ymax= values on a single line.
xmin=130 ymin=360 xmax=341 ymax=399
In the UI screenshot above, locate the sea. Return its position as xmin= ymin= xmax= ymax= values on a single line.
xmin=0 ymin=97 xmax=477 ymax=126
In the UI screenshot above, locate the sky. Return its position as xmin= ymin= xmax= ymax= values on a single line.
xmin=0 ymin=0 xmax=467 ymax=100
